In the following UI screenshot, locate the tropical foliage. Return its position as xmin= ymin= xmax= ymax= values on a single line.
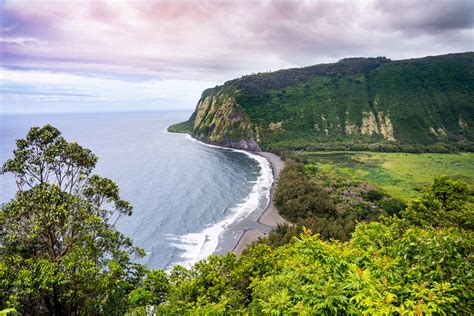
xmin=1 ymin=126 xmax=472 ymax=314
xmin=177 ymin=52 xmax=474 ymax=152
xmin=138 ymin=176 xmax=473 ymax=314
xmin=0 ymin=125 xmax=145 ymax=314
xmin=272 ymin=159 xmax=392 ymax=242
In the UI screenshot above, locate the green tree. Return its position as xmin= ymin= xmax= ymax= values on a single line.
xmin=402 ymin=176 xmax=473 ymax=229
xmin=0 ymin=125 xmax=145 ymax=314
xmin=128 ymin=269 xmax=170 ymax=308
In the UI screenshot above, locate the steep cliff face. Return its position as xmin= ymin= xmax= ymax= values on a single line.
xmin=189 ymin=90 xmax=260 ymax=151
xmin=171 ymin=52 xmax=474 ymax=152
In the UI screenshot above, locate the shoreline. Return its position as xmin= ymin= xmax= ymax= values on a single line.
xmin=168 ymin=129 xmax=287 ymax=256
xmin=232 ymin=151 xmax=288 ymax=254
xmin=255 ymin=152 xmax=287 ymax=227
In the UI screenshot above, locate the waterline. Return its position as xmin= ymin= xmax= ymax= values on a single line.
xmin=166 ymin=134 xmax=273 ymax=268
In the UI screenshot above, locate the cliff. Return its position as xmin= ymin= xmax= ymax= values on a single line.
xmin=169 ymin=52 xmax=474 ymax=152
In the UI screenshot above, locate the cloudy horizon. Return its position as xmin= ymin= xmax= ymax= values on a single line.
xmin=1 ymin=0 xmax=473 ymax=114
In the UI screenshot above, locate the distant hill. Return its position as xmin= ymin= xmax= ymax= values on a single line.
xmin=169 ymin=52 xmax=474 ymax=152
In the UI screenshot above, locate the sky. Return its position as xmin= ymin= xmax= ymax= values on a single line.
xmin=1 ymin=0 xmax=473 ymax=114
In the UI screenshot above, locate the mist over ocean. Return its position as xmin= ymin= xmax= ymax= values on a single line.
xmin=0 ymin=111 xmax=271 ymax=269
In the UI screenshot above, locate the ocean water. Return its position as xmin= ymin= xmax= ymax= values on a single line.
xmin=0 ymin=111 xmax=272 ymax=269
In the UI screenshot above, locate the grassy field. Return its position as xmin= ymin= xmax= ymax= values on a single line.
xmin=298 ymin=151 xmax=474 ymax=200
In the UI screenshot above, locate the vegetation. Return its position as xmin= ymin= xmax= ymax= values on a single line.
xmin=0 ymin=125 xmax=146 ymax=314
xmin=1 ymin=126 xmax=472 ymax=314
xmin=272 ymin=160 xmax=390 ymax=241
xmin=264 ymin=151 xmax=473 ymax=247
xmin=175 ymin=52 xmax=474 ymax=152
xmin=296 ymin=151 xmax=474 ymax=200
xmin=167 ymin=120 xmax=194 ymax=134
xmin=139 ymin=176 xmax=473 ymax=314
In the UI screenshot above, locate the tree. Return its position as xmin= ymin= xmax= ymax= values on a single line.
xmin=430 ymin=176 xmax=469 ymax=212
xmin=402 ymin=176 xmax=473 ymax=230
xmin=0 ymin=125 xmax=145 ymax=314
xmin=128 ymin=269 xmax=170 ymax=311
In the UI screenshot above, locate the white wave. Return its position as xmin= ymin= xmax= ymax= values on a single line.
xmin=167 ymin=134 xmax=273 ymax=269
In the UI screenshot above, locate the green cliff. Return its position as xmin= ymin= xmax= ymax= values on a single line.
xmin=170 ymin=52 xmax=474 ymax=152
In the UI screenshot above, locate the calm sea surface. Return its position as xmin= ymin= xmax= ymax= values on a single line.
xmin=0 ymin=111 xmax=272 ymax=269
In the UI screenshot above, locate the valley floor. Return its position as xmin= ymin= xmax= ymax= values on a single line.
xmin=297 ymin=151 xmax=474 ymax=200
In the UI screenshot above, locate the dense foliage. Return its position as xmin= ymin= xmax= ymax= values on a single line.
xmin=128 ymin=176 xmax=472 ymax=314
xmin=242 ymin=53 xmax=474 ymax=151
xmin=0 ymin=125 xmax=145 ymax=314
xmin=1 ymin=126 xmax=472 ymax=314
xmin=179 ymin=52 xmax=474 ymax=152
xmin=272 ymin=160 xmax=394 ymax=241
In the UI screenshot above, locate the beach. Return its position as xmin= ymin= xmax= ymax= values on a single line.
xmin=233 ymin=151 xmax=288 ymax=254
xmin=176 ymin=133 xmax=287 ymax=259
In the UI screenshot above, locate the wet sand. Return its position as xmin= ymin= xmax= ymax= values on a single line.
xmin=257 ymin=152 xmax=287 ymax=226
xmin=232 ymin=229 xmax=264 ymax=254
xmin=233 ymin=152 xmax=288 ymax=254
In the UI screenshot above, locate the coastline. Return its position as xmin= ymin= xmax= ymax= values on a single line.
xmin=256 ymin=152 xmax=287 ymax=226
xmin=167 ymin=129 xmax=287 ymax=257
xmin=233 ymin=151 xmax=288 ymax=254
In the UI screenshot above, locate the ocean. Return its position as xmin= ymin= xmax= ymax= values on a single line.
xmin=0 ymin=111 xmax=272 ymax=269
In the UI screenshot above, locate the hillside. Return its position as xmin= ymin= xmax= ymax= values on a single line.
xmin=169 ymin=52 xmax=474 ymax=152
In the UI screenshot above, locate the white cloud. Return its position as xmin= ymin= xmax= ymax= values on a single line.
xmin=0 ymin=68 xmax=216 ymax=113
xmin=1 ymin=0 xmax=472 ymax=113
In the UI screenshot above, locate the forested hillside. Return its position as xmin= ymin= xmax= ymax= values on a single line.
xmin=170 ymin=52 xmax=474 ymax=152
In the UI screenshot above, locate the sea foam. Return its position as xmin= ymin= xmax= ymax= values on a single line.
xmin=167 ymin=135 xmax=273 ymax=269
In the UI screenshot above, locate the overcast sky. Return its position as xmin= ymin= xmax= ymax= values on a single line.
xmin=1 ymin=0 xmax=473 ymax=114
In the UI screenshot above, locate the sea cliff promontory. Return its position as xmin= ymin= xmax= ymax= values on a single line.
xmin=169 ymin=52 xmax=474 ymax=152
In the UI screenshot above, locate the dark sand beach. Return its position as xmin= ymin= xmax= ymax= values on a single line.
xmin=233 ymin=152 xmax=287 ymax=254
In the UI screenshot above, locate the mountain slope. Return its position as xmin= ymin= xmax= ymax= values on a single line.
xmin=169 ymin=52 xmax=474 ymax=152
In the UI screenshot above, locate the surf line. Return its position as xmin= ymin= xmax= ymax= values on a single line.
xmin=168 ymin=134 xmax=273 ymax=268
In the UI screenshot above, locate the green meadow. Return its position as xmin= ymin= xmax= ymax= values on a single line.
xmin=298 ymin=151 xmax=474 ymax=200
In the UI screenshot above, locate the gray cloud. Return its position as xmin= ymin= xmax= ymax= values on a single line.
xmin=374 ymin=0 xmax=474 ymax=34
xmin=0 ymin=0 xmax=473 ymax=82
xmin=2 ymin=0 xmax=473 ymax=113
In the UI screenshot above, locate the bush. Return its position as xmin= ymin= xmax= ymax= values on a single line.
xmin=363 ymin=189 xmax=386 ymax=202
xmin=380 ymin=197 xmax=407 ymax=216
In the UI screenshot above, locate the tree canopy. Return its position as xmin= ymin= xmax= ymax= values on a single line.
xmin=0 ymin=125 xmax=144 ymax=314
